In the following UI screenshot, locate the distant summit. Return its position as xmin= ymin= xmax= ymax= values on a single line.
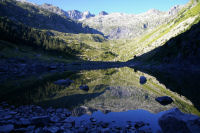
xmin=66 ymin=10 xmax=95 ymax=20
xmin=66 ymin=10 xmax=83 ymax=20
xmin=99 ymin=11 xmax=108 ymax=16
xmin=82 ymin=11 xmax=95 ymax=19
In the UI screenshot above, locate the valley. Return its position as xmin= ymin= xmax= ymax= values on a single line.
xmin=0 ymin=0 xmax=200 ymax=132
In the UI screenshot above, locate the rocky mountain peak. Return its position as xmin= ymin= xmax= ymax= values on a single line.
xmin=65 ymin=10 xmax=95 ymax=20
xmin=66 ymin=10 xmax=83 ymax=20
xmin=99 ymin=11 xmax=108 ymax=16
xmin=82 ymin=11 xmax=95 ymax=19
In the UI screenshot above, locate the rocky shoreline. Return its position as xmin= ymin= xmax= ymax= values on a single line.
xmin=0 ymin=101 xmax=200 ymax=133
xmin=0 ymin=102 xmax=153 ymax=133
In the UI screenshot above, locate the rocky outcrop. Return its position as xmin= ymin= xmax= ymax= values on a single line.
xmin=65 ymin=10 xmax=95 ymax=20
xmin=65 ymin=10 xmax=83 ymax=20
xmin=159 ymin=108 xmax=200 ymax=133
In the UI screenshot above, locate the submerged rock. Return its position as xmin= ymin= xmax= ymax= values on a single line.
xmin=155 ymin=96 xmax=173 ymax=105
xmin=79 ymin=85 xmax=89 ymax=91
xmin=140 ymin=76 xmax=147 ymax=84
xmin=159 ymin=108 xmax=200 ymax=133
xmin=54 ymin=79 xmax=73 ymax=86
xmin=134 ymin=121 xmax=145 ymax=129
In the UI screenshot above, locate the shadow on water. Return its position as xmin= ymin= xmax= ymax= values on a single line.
xmin=130 ymin=66 xmax=200 ymax=112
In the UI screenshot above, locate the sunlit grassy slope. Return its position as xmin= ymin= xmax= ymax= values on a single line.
xmin=111 ymin=0 xmax=200 ymax=62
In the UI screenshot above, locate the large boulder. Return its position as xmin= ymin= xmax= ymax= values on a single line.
xmin=155 ymin=96 xmax=173 ymax=105
xmin=159 ymin=108 xmax=200 ymax=133
xmin=139 ymin=76 xmax=147 ymax=84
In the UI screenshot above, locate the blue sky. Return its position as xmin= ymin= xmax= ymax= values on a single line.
xmin=27 ymin=0 xmax=189 ymax=15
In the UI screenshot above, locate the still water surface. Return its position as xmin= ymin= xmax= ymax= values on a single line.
xmin=0 ymin=67 xmax=199 ymax=130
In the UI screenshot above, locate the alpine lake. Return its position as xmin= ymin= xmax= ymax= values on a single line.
xmin=0 ymin=66 xmax=200 ymax=132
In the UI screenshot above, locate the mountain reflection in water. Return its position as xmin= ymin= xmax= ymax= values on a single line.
xmin=0 ymin=67 xmax=199 ymax=116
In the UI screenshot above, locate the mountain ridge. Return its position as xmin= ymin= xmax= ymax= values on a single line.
xmin=15 ymin=0 xmax=184 ymax=39
xmin=0 ymin=0 xmax=103 ymax=35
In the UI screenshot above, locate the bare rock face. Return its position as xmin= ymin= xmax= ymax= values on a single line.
xmin=65 ymin=10 xmax=95 ymax=20
xmin=81 ymin=8 xmax=181 ymax=39
xmin=159 ymin=108 xmax=200 ymax=133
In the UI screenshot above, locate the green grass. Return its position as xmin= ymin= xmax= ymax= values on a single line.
xmin=114 ymin=1 xmax=200 ymax=61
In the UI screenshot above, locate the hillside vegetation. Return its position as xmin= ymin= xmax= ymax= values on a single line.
xmin=0 ymin=0 xmax=199 ymax=62
xmin=133 ymin=18 xmax=200 ymax=65
xmin=115 ymin=0 xmax=200 ymax=61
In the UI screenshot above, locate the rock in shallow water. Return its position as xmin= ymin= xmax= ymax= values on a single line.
xmin=79 ymin=85 xmax=89 ymax=91
xmin=140 ymin=76 xmax=147 ymax=84
xmin=54 ymin=79 xmax=73 ymax=86
xmin=155 ymin=96 xmax=173 ymax=105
